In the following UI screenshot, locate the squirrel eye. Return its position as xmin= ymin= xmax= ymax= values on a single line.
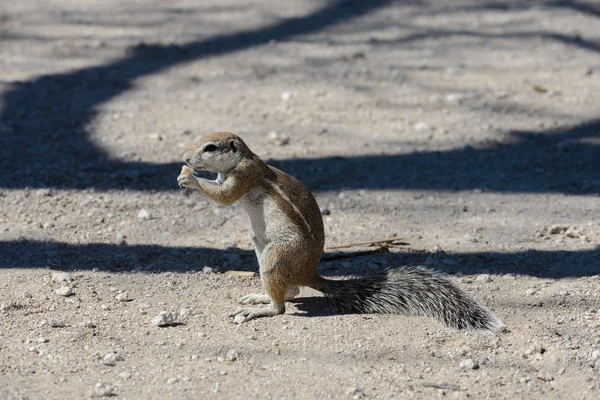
xmin=203 ymin=144 xmax=218 ymax=152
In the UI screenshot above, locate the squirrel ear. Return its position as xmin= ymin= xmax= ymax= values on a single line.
xmin=230 ymin=139 xmax=238 ymax=152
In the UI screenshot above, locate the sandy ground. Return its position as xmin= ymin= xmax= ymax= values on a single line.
xmin=1 ymin=0 xmax=599 ymax=398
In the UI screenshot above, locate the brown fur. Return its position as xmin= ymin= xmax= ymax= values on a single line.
xmin=178 ymin=132 xmax=325 ymax=322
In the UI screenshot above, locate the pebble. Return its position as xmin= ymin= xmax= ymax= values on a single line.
xmin=202 ymin=266 xmax=215 ymax=274
xmin=93 ymin=382 xmax=116 ymax=397
xmin=118 ymin=371 xmax=132 ymax=379
xmin=475 ymin=274 xmax=492 ymax=283
xmin=525 ymin=288 xmax=537 ymax=296
xmin=116 ymin=232 xmax=126 ymax=246
xmin=55 ymin=286 xmax=74 ymax=297
xmin=413 ymin=121 xmax=431 ymax=131
xmin=51 ymin=272 xmax=73 ymax=283
xmin=115 ymin=292 xmax=129 ymax=302
xmin=103 ymin=352 xmax=123 ymax=366
xmin=35 ymin=189 xmax=52 ymax=197
xmin=537 ymin=371 xmax=554 ymax=382
xmin=459 ymin=359 xmax=479 ymax=370
xmin=46 ymin=319 xmax=66 ymax=328
xmin=226 ymin=348 xmax=240 ymax=362
xmin=524 ymin=343 xmax=545 ymax=357
xmin=179 ymin=308 xmax=197 ymax=317
xmin=445 ymin=93 xmax=467 ymax=104
xmin=267 ymin=131 xmax=290 ymax=146
xmin=152 ymin=311 xmax=177 ymax=327
xmin=0 ymin=301 xmax=22 ymax=311
xmin=83 ymin=320 xmax=97 ymax=328
xmin=234 ymin=314 xmax=246 ymax=324
xmin=320 ymin=207 xmax=331 ymax=216
xmin=280 ymin=91 xmax=291 ymax=101
xmin=137 ymin=209 xmax=151 ymax=221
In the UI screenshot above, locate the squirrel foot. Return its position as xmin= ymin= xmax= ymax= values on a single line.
xmin=239 ymin=287 xmax=299 ymax=305
xmin=239 ymin=293 xmax=271 ymax=305
xmin=230 ymin=303 xmax=285 ymax=323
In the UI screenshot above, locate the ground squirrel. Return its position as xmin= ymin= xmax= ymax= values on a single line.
xmin=177 ymin=132 xmax=505 ymax=333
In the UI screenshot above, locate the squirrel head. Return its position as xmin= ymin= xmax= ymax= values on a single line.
xmin=183 ymin=132 xmax=252 ymax=174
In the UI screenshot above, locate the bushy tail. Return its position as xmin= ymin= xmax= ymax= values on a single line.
xmin=311 ymin=267 xmax=505 ymax=333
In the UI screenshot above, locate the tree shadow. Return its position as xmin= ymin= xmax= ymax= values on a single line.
xmin=1 ymin=239 xmax=597 ymax=279
xmin=1 ymin=1 xmax=598 ymax=195
xmin=0 ymin=0 xmax=393 ymax=191
xmin=275 ymin=119 xmax=600 ymax=194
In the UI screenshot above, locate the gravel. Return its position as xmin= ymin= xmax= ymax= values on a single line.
xmin=151 ymin=311 xmax=177 ymax=327
xmin=55 ymin=286 xmax=74 ymax=296
xmin=138 ymin=209 xmax=151 ymax=221
xmin=1 ymin=1 xmax=599 ymax=399
xmin=51 ymin=272 xmax=73 ymax=283
xmin=459 ymin=359 xmax=479 ymax=370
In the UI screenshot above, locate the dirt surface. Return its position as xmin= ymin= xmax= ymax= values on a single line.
xmin=1 ymin=0 xmax=600 ymax=398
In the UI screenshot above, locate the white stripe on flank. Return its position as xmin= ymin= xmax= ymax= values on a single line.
xmin=265 ymin=179 xmax=314 ymax=239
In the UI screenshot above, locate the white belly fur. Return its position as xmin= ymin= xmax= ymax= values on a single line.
xmin=240 ymin=189 xmax=300 ymax=256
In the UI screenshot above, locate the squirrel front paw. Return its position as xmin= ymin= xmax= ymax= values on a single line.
xmin=177 ymin=165 xmax=200 ymax=189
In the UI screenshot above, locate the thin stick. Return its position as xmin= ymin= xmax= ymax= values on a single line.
xmin=326 ymin=238 xmax=407 ymax=250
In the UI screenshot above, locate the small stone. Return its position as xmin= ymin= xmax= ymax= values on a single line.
xmin=167 ymin=377 xmax=179 ymax=384
xmin=137 ymin=209 xmax=151 ymax=221
xmin=0 ymin=301 xmax=22 ymax=311
xmin=459 ymin=359 xmax=479 ymax=370
xmin=280 ymin=91 xmax=291 ymax=101
xmin=202 ymin=266 xmax=215 ymax=274
xmin=93 ymin=382 xmax=115 ymax=397
xmin=48 ymin=319 xmax=66 ymax=328
xmin=152 ymin=311 xmax=177 ymax=327
xmin=103 ymin=352 xmax=123 ymax=366
xmin=413 ymin=121 xmax=431 ymax=131
xmin=226 ymin=348 xmax=240 ymax=362
xmin=51 ymin=272 xmax=73 ymax=283
xmin=525 ymin=288 xmax=537 ymax=296
xmin=234 ymin=314 xmax=246 ymax=324
xmin=118 ymin=371 xmax=132 ymax=379
xmin=524 ymin=343 xmax=545 ymax=357
xmin=55 ymin=286 xmax=74 ymax=297
xmin=549 ymin=225 xmax=568 ymax=235
xmin=267 ymin=131 xmax=290 ymax=146
xmin=536 ymin=371 xmax=554 ymax=382
xmin=179 ymin=308 xmax=197 ymax=317
xmin=475 ymin=274 xmax=492 ymax=283
xmin=445 ymin=93 xmax=467 ymax=104
xmin=320 ymin=207 xmax=331 ymax=216
xmin=116 ymin=232 xmax=126 ymax=246
xmin=83 ymin=320 xmax=97 ymax=328
xmin=115 ymin=292 xmax=129 ymax=302
xmin=35 ymin=189 xmax=52 ymax=197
